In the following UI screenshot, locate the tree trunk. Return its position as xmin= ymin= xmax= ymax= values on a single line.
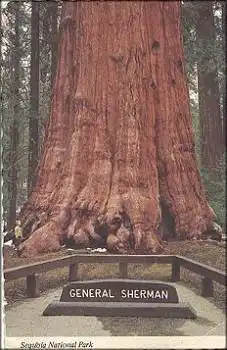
xmin=19 ymin=1 xmax=216 ymax=257
xmin=221 ymin=1 xmax=226 ymax=144
xmin=196 ymin=2 xmax=224 ymax=172
xmin=50 ymin=0 xmax=58 ymax=89
xmin=28 ymin=1 xmax=40 ymax=195
xmin=7 ymin=2 xmax=20 ymax=231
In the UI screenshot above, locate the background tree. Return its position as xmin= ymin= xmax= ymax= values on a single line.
xmin=39 ymin=1 xmax=59 ymax=155
xmin=182 ymin=1 xmax=225 ymax=227
xmin=196 ymin=1 xmax=224 ymax=173
xmin=221 ymin=1 xmax=225 ymax=141
xmin=28 ymin=0 xmax=40 ymax=194
xmin=50 ymin=0 xmax=58 ymax=88
xmin=2 ymin=1 xmax=55 ymax=230
xmin=2 ymin=1 xmax=21 ymax=231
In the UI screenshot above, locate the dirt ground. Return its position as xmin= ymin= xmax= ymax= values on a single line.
xmin=4 ymin=240 xmax=226 ymax=270
xmin=4 ymin=240 xmax=226 ymax=311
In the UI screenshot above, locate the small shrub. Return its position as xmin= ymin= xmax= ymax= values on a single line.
xmin=200 ymin=156 xmax=226 ymax=229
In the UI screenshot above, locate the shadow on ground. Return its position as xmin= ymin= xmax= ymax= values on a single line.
xmin=98 ymin=317 xmax=185 ymax=336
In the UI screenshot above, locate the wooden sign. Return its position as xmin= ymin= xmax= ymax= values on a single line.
xmin=43 ymin=279 xmax=196 ymax=318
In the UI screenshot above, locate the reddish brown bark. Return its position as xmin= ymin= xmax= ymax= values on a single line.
xmin=19 ymin=1 xmax=217 ymax=257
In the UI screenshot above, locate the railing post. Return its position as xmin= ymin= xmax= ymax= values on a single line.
xmin=27 ymin=274 xmax=40 ymax=298
xmin=171 ymin=257 xmax=180 ymax=282
xmin=202 ymin=277 xmax=214 ymax=297
xmin=119 ymin=263 xmax=128 ymax=278
xmin=69 ymin=263 xmax=78 ymax=281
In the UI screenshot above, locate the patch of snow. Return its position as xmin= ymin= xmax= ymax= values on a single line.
xmin=2 ymin=1 xmax=10 ymax=10
xmin=66 ymin=247 xmax=107 ymax=254
xmin=90 ymin=248 xmax=107 ymax=253
xmin=212 ymin=222 xmax=223 ymax=233
xmin=4 ymin=240 xmax=14 ymax=247
xmin=16 ymin=206 xmax=21 ymax=214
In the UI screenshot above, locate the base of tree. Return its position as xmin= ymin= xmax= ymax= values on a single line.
xmin=18 ymin=202 xmax=164 ymax=257
xmin=18 ymin=199 xmax=222 ymax=258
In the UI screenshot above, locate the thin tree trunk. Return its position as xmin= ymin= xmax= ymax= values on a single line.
xmin=8 ymin=2 xmax=20 ymax=230
xmin=196 ymin=2 xmax=223 ymax=172
xmin=221 ymin=1 xmax=226 ymax=145
xmin=50 ymin=0 xmax=58 ymax=89
xmin=0 ymin=1 xmax=1 ymax=70
xmin=19 ymin=1 xmax=216 ymax=257
xmin=28 ymin=1 xmax=40 ymax=195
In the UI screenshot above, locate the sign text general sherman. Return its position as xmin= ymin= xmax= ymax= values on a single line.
xmin=69 ymin=287 xmax=169 ymax=300
xmin=60 ymin=280 xmax=179 ymax=303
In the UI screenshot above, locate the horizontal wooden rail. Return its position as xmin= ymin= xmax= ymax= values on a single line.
xmin=4 ymin=254 xmax=174 ymax=281
xmin=4 ymin=253 xmax=226 ymax=299
xmin=175 ymin=256 xmax=226 ymax=285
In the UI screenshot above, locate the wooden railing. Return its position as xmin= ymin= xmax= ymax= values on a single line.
xmin=4 ymin=254 xmax=226 ymax=299
xmin=173 ymin=255 xmax=226 ymax=297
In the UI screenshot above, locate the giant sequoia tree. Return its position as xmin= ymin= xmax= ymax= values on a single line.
xmin=19 ymin=1 xmax=217 ymax=257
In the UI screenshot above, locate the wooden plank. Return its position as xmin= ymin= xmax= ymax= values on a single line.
xmin=4 ymin=255 xmax=78 ymax=281
xmin=171 ymin=257 xmax=181 ymax=282
xmin=68 ymin=263 xmax=78 ymax=281
xmin=119 ymin=263 xmax=128 ymax=278
xmin=75 ymin=254 xmax=174 ymax=264
xmin=201 ymin=277 xmax=214 ymax=297
xmin=176 ymin=256 xmax=226 ymax=285
xmin=27 ymin=274 xmax=40 ymax=298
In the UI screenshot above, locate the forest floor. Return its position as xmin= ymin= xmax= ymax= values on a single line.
xmin=4 ymin=240 xmax=226 ymax=311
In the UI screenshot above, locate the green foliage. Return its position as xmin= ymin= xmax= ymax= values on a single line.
xmin=2 ymin=2 xmax=31 ymax=224
xmin=2 ymin=1 xmax=54 ymax=227
xmin=200 ymin=158 xmax=226 ymax=228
